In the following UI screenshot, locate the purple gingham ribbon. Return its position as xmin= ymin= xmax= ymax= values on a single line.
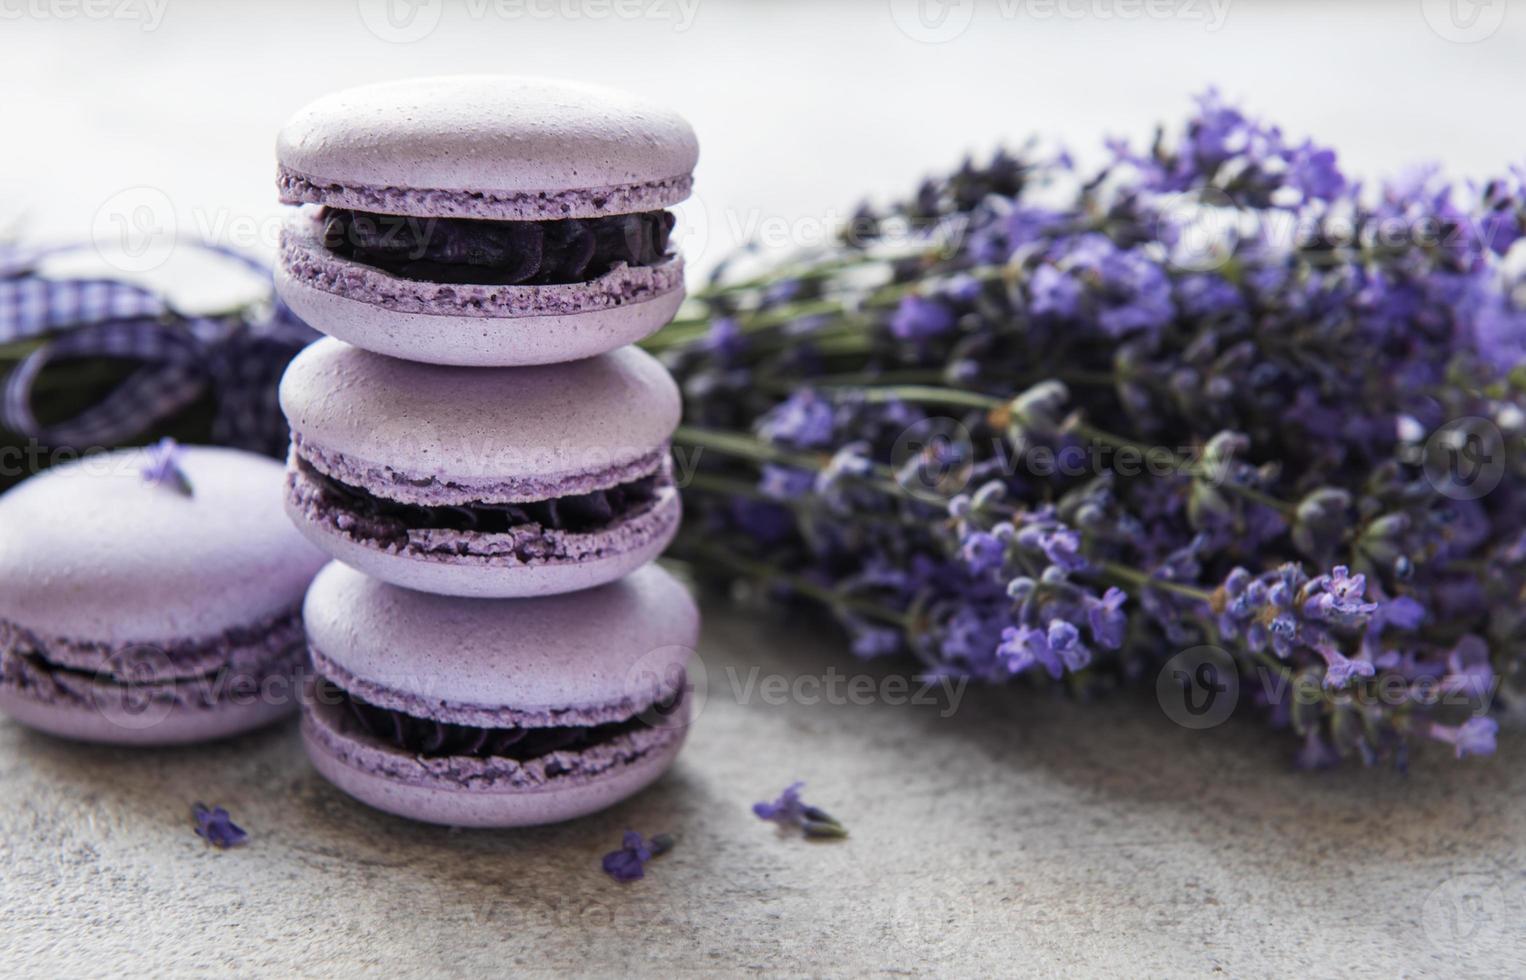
xmin=0 ymin=243 xmax=316 ymax=456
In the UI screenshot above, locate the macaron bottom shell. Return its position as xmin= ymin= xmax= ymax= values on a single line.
xmin=276 ymin=212 xmax=685 ymax=367
xmin=0 ymin=608 xmax=308 ymax=746
xmin=275 ymin=262 xmax=684 ymax=367
xmin=0 ymin=680 xmax=298 ymax=746
xmin=301 ymin=697 xmax=689 ymax=828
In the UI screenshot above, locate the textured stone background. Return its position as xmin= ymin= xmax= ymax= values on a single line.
xmin=5 ymin=2 xmax=1526 ymax=975
xmin=2 ymin=597 xmax=1521 ymax=976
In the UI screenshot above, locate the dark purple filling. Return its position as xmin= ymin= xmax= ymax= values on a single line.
xmin=298 ymin=457 xmax=661 ymax=537
xmin=320 ymin=207 xmax=676 ymax=285
xmin=318 ymin=677 xmax=674 ymax=761
xmin=2 ymin=639 xmax=299 ymax=710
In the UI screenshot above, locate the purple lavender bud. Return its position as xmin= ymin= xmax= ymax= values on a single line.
xmin=1319 ymin=650 xmax=1375 ymax=690
xmin=1047 ymin=620 xmax=1091 ymax=672
xmin=705 ymin=316 xmax=745 ymax=361
xmin=1441 ymin=636 xmax=1495 ymax=699
xmin=960 ymin=531 xmax=1006 ymax=576
xmin=1287 ymin=142 xmax=1345 ymax=202
xmin=602 ymin=830 xmax=660 ymax=882
xmin=997 ymin=625 xmax=1049 ymax=677
xmin=1014 ymin=525 xmax=1046 ymax=551
xmin=1010 ymin=380 xmax=1071 ymax=435
xmin=759 ymin=464 xmax=815 ymax=501
xmin=1373 ymin=596 xmax=1425 ymax=632
xmin=1428 ymin=718 xmax=1499 ymax=759
xmin=753 ymin=781 xmax=804 ymax=822
xmin=1040 ymin=528 xmax=1086 ymax=572
xmin=754 ymin=782 xmax=846 ymax=838
xmin=945 ymin=274 xmax=983 ymax=303
xmin=191 ymin=803 xmax=247 ymax=849
xmin=1029 ymin=264 xmax=1083 ymax=320
xmin=760 ymin=390 xmax=836 ymax=449
xmin=890 ymin=295 xmax=957 ymax=341
xmin=142 ymin=438 xmax=194 ymax=497
xmin=1086 ymin=587 xmax=1128 ymax=650
xmin=848 ymin=622 xmax=901 ymax=659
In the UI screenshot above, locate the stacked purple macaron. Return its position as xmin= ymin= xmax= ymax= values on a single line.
xmin=274 ymin=76 xmax=700 ymax=828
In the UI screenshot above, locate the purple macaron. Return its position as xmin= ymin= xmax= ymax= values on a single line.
xmin=0 ymin=445 xmax=327 ymax=745
xmin=279 ymin=337 xmax=682 ymax=598
xmin=301 ymin=561 xmax=698 ymax=827
xmin=275 ymin=75 xmax=697 ymax=367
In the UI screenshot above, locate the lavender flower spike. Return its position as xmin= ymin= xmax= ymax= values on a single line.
xmin=142 ymin=437 xmax=194 ymax=497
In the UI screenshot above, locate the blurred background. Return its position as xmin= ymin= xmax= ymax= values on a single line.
xmin=3 ymin=0 xmax=1524 ymax=303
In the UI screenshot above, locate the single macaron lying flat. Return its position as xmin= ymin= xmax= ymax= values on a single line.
xmin=301 ymin=561 xmax=698 ymax=827
xmin=275 ymin=75 xmax=698 ymax=367
xmin=280 ymin=338 xmax=682 ymax=598
xmin=0 ymin=445 xmax=327 ymax=744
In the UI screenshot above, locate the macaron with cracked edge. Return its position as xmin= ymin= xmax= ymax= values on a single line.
xmin=275 ymin=75 xmax=697 ymax=367
xmin=301 ymin=561 xmax=698 ymax=827
xmin=0 ymin=446 xmax=328 ymax=745
xmin=280 ymin=337 xmax=682 ymax=598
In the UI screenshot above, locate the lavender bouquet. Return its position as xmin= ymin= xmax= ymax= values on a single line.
xmin=652 ymin=91 xmax=1524 ymax=769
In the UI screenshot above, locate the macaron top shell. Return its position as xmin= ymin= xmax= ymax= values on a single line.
xmin=276 ymin=76 xmax=698 ymax=221
xmin=303 ymin=561 xmax=698 ymax=718
xmin=280 ymin=339 xmax=680 ymax=490
xmin=0 ymin=446 xmax=327 ymax=644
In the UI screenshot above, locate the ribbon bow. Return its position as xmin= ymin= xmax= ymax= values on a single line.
xmin=0 ymin=243 xmax=316 ymax=457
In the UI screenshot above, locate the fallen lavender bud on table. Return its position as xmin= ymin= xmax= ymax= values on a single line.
xmin=754 ymin=781 xmax=849 ymax=839
xmin=191 ymin=803 xmax=247 ymax=850
xmin=602 ymin=830 xmax=676 ymax=883
xmin=652 ymin=89 xmax=1525 ymax=771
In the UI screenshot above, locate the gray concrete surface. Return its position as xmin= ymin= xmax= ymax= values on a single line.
xmin=1 ymin=596 xmax=1521 ymax=977
xmin=4 ymin=4 xmax=1525 ymax=976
